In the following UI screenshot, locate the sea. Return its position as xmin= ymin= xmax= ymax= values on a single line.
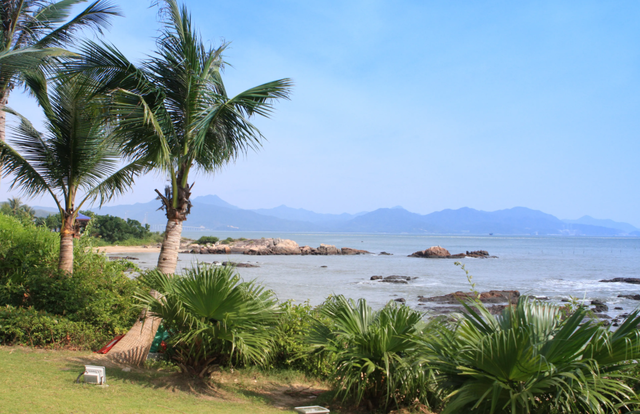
xmin=126 ymin=232 xmax=640 ymax=318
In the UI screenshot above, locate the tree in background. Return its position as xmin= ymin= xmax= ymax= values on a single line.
xmin=89 ymin=214 xmax=151 ymax=243
xmin=0 ymin=197 xmax=35 ymax=222
xmin=0 ymin=76 xmax=146 ymax=273
xmin=69 ymin=0 xmax=292 ymax=274
xmin=0 ymin=0 xmax=120 ymax=143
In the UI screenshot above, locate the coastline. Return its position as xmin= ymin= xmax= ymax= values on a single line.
xmin=93 ymin=245 xmax=161 ymax=254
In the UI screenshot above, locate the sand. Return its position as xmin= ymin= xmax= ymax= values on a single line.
xmin=93 ymin=245 xmax=161 ymax=254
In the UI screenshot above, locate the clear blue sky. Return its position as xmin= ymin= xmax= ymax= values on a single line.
xmin=2 ymin=0 xmax=639 ymax=226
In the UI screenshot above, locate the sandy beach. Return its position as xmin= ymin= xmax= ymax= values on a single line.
xmin=93 ymin=245 xmax=161 ymax=254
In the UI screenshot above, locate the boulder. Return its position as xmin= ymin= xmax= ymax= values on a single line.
xmin=379 ymin=252 xmax=392 ymax=255
xmin=208 ymin=245 xmax=231 ymax=254
xmin=618 ymin=294 xmax=640 ymax=300
xmin=300 ymin=245 xmax=316 ymax=255
xmin=394 ymin=298 xmax=406 ymax=303
xmin=222 ymin=261 xmax=259 ymax=268
xmin=370 ymin=276 xmax=383 ymax=280
xmin=316 ymin=244 xmax=340 ymax=255
xmin=419 ymin=290 xmax=520 ymax=304
xmin=410 ymin=246 xmax=451 ymax=258
xmin=591 ymin=300 xmax=608 ymax=313
xmin=341 ymin=247 xmax=370 ymax=255
xmin=600 ymin=278 xmax=640 ymax=284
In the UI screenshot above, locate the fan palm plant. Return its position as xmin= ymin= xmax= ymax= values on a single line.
xmin=67 ymin=0 xmax=292 ymax=274
xmin=422 ymin=297 xmax=640 ymax=414
xmin=308 ymin=295 xmax=436 ymax=409
xmin=0 ymin=76 xmax=146 ymax=273
xmin=137 ymin=265 xmax=280 ymax=376
xmin=0 ymin=0 xmax=120 ymax=143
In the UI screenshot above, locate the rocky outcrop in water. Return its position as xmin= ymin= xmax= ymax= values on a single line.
xmin=618 ymin=294 xmax=640 ymax=300
xmin=600 ymin=278 xmax=640 ymax=284
xmin=418 ymin=290 xmax=520 ymax=304
xmin=183 ymin=238 xmax=371 ymax=256
xmin=370 ymin=275 xmax=418 ymax=284
xmin=409 ymin=246 xmax=496 ymax=259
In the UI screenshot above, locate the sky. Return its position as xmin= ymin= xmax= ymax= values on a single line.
xmin=2 ymin=0 xmax=640 ymax=226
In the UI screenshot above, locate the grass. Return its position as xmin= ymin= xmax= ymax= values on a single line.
xmin=0 ymin=347 xmax=336 ymax=414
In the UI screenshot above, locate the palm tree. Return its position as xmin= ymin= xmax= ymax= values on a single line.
xmin=0 ymin=0 xmax=120 ymax=143
xmin=68 ymin=0 xmax=292 ymax=274
xmin=309 ymin=296 xmax=436 ymax=409
xmin=422 ymin=298 xmax=640 ymax=414
xmin=0 ymin=76 xmax=146 ymax=273
xmin=132 ymin=265 xmax=279 ymax=374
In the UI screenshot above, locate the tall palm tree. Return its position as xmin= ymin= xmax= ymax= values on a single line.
xmin=69 ymin=0 xmax=292 ymax=274
xmin=0 ymin=75 xmax=146 ymax=273
xmin=0 ymin=0 xmax=120 ymax=143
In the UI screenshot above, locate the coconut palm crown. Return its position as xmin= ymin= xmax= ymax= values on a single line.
xmin=68 ymin=0 xmax=292 ymax=273
xmin=0 ymin=0 xmax=120 ymax=143
xmin=0 ymin=76 xmax=147 ymax=273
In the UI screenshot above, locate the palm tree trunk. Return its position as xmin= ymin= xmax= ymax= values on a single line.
xmin=157 ymin=219 xmax=183 ymax=274
xmin=0 ymin=93 xmax=7 ymax=144
xmin=108 ymin=290 xmax=162 ymax=366
xmin=59 ymin=218 xmax=74 ymax=273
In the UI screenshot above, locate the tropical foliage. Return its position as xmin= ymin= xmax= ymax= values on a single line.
xmin=0 ymin=0 xmax=120 ymax=142
xmin=0 ymin=197 xmax=35 ymax=222
xmin=0 ymin=75 xmax=146 ymax=273
xmin=137 ymin=265 xmax=280 ymax=376
xmin=0 ymin=213 xmax=139 ymax=349
xmin=67 ymin=0 xmax=292 ymax=273
xmin=309 ymin=295 xmax=437 ymax=410
xmin=422 ymin=297 xmax=640 ymax=414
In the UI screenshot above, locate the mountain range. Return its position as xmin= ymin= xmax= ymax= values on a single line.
xmin=33 ymin=195 xmax=640 ymax=236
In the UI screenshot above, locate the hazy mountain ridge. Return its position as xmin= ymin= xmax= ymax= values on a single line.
xmin=31 ymin=195 xmax=639 ymax=236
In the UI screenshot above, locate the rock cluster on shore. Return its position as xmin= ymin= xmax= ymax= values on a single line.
xmin=181 ymin=238 xmax=371 ymax=256
xmin=409 ymin=246 xmax=496 ymax=259
xmin=418 ymin=290 xmax=520 ymax=304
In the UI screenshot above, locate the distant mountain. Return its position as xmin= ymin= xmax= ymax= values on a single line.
xmin=193 ymin=195 xmax=239 ymax=210
xmin=28 ymin=195 xmax=639 ymax=236
xmin=252 ymin=205 xmax=362 ymax=223
xmin=563 ymin=215 xmax=639 ymax=234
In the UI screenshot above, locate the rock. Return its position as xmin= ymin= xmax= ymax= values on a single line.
xmin=410 ymin=246 xmax=451 ymax=258
xmin=300 ymin=245 xmax=316 ymax=255
xmin=615 ymin=307 xmax=624 ymax=310
xmin=320 ymin=265 xmax=328 ymax=268
xmin=375 ymin=275 xmax=417 ymax=284
xmin=208 ymin=245 xmax=231 ymax=254
xmin=222 ymin=261 xmax=259 ymax=268
xmin=341 ymin=247 xmax=370 ymax=255
xmin=591 ymin=300 xmax=608 ymax=313
xmin=466 ymin=250 xmax=490 ymax=258
xmin=600 ymin=278 xmax=640 ymax=284
xmin=394 ymin=298 xmax=406 ymax=303
xmin=533 ymin=296 xmax=549 ymax=300
xmin=618 ymin=294 xmax=640 ymax=300
xmin=419 ymin=290 xmax=520 ymax=305
xmin=379 ymin=252 xmax=393 ymax=255
xmin=594 ymin=313 xmax=611 ymax=319
xmin=409 ymin=246 xmax=496 ymax=259
xmin=316 ymin=244 xmax=340 ymax=255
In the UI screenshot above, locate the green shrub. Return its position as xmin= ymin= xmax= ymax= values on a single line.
xmin=0 ymin=213 xmax=140 ymax=347
xmin=138 ymin=265 xmax=280 ymax=376
xmin=0 ymin=306 xmax=110 ymax=349
xmin=196 ymin=236 xmax=219 ymax=245
xmin=269 ymin=300 xmax=334 ymax=378
xmin=424 ymin=297 xmax=640 ymax=414
xmin=308 ymin=296 xmax=435 ymax=409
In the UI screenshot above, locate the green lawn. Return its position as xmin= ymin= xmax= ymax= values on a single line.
xmin=0 ymin=347 xmax=332 ymax=414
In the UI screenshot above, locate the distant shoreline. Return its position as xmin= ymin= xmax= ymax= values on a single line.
xmin=94 ymin=245 xmax=161 ymax=254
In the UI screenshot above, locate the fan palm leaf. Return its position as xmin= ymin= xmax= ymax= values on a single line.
xmin=420 ymin=297 xmax=640 ymax=414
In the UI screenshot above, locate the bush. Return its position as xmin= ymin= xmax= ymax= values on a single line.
xmin=0 ymin=213 xmax=140 ymax=348
xmin=0 ymin=306 xmax=110 ymax=349
xmin=195 ymin=236 xmax=219 ymax=245
xmin=424 ymin=297 xmax=640 ymax=414
xmin=308 ymin=296 xmax=435 ymax=409
xmin=138 ymin=265 xmax=280 ymax=376
xmin=269 ymin=300 xmax=334 ymax=378
xmin=87 ymin=213 xmax=152 ymax=243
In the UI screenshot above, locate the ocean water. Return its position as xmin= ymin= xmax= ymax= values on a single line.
xmin=128 ymin=233 xmax=640 ymax=317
